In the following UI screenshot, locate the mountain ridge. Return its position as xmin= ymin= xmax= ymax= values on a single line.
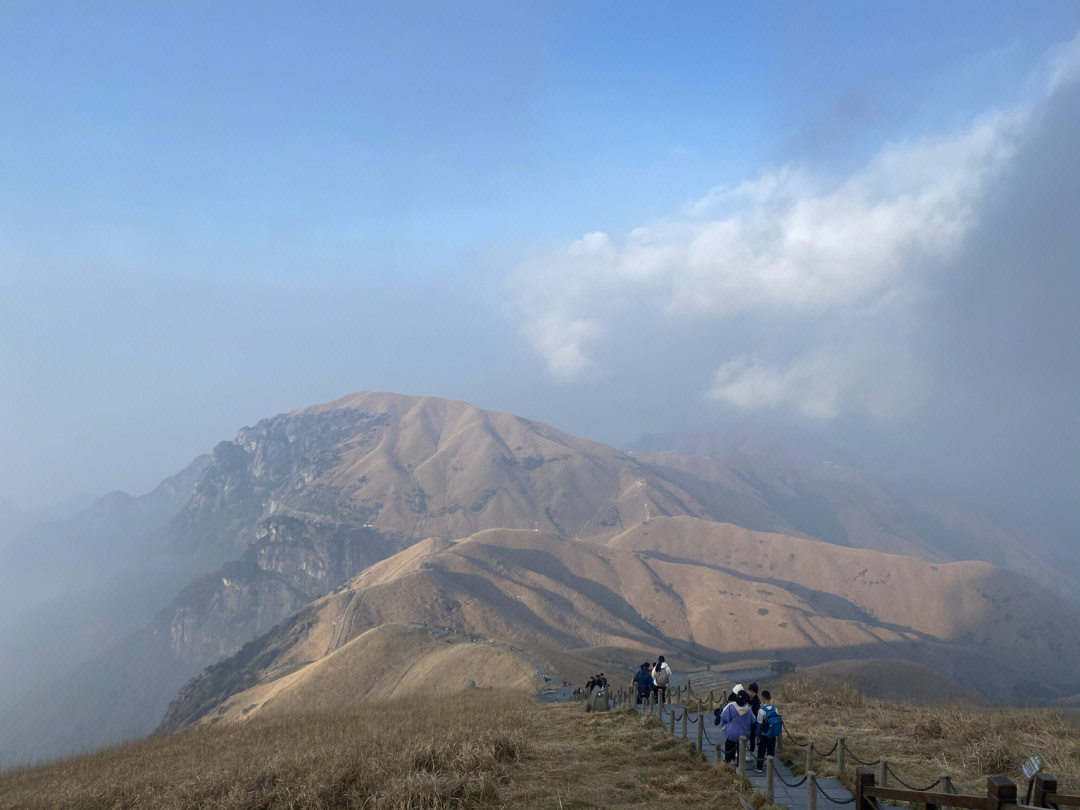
xmin=4 ymin=390 xmax=1076 ymax=764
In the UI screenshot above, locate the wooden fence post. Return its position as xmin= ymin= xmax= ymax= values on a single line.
xmin=1033 ymin=773 xmax=1057 ymax=808
xmin=806 ymin=740 xmax=814 ymax=774
xmin=738 ymin=736 xmax=746 ymax=778
xmin=808 ymin=772 xmax=817 ymax=810
xmin=987 ymin=776 xmax=1017 ymax=810
xmin=838 ymin=738 xmax=846 ymax=774
xmin=715 ymin=743 xmax=723 ymax=766
xmin=669 ymin=708 xmax=676 ymax=734
xmin=878 ymin=759 xmax=888 ymax=787
xmin=697 ymin=712 xmax=704 ymax=757
xmin=766 ymin=755 xmax=775 ymax=803
xmin=681 ymin=710 xmax=687 ymax=740
xmin=942 ymin=775 xmax=953 ymax=795
xmin=855 ymin=767 xmax=875 ymax=810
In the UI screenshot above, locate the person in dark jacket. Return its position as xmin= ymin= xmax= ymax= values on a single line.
xmin=634 ymin=662 xmax=652 ymax=704
xmin=746 ymin=682 xmax=761 ymax=759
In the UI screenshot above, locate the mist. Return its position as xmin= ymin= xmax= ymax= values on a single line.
xmin=4 ymin=8 xmax=1080 ymax=769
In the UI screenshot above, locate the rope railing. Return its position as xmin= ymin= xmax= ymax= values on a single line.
xmin=839 ymin=740 xmax=880 ymax=767
xmin=884 ymin=766 xmax=944 ymax=793
xmin=811 ymin=777 xmax=856 ymax=805
xmin=815 ymin=739 xmax=840 ymax=758
xmin=776 ymin=772 xmax=809 ymax=788
xmin=784 ymin=728 xmax=809 ymax=747
xmin=626 ymin=684 xmax=962 ymax=810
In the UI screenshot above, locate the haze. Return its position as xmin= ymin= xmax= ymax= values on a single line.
xmin=2 ymin=2 xmax=1078 ymax=568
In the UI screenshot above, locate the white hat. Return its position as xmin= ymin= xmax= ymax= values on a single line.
xmin=732 ymin=683 xmax=745 ymax=694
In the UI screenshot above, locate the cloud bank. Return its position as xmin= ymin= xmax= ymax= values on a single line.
xmin=509 ymin=34 xmax=1080 ymax=421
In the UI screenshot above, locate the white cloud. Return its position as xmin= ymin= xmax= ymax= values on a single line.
xmin=708 ymin=343 xmax=928 ymax=421
xmin=1046 ymin=31 xmax=1080 ymax=94
xmin=507 ymin=35 xmax=1078 ymax=420
xmin=521 ymin=311 xmax=602 ymax=380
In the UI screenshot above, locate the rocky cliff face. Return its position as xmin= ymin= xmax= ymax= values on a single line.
xmin=161 ymin=515 xmax=405 ymax=666
xmin=167 ymin=408 xmax=392 ymax=566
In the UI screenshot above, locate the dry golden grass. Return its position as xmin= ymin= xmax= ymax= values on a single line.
xmin=0 ymin=693 xmax=756 ymax=810
xmin=504 ymin=703 xmax=753 ymax=810
xmin=774 ymin=674 xmax=1080 ymax=796
xmin=0 ymin=692 xmax=532 ymax=810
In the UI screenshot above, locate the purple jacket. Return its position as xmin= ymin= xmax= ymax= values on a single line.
xmin=718 ymin=702 xmax=755 ymax=742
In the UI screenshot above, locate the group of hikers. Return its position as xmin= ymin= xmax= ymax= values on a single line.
xmin=583 ymin=659 xmax=785 ymax=774
xmin=714 ymin=681 xmax=783 ymax=773
xmin=624 ymin=660 xmax=783 ymax=773
xmin=632 ymin=656 xmax=672 ymax=703
xmin=583 ymin=672 xmax=609 ymax=694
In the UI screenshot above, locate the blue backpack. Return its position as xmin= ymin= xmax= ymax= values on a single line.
xmin=760 ymin=705 xmax=782 ymax=738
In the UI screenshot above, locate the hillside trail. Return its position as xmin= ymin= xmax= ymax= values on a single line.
xmin=630 ymin=697 xmax=855 ymax=810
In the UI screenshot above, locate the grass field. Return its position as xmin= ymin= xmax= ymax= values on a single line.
xmin=0 ymin=693 xmax=750 ymax=810
xmin=773 ymin=674 xmax=1080 ymax=796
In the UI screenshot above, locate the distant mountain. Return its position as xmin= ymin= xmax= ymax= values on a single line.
xmin=0 ymin=459 xmax=209 ymax=700
xmin=627 ymin=429 xmax=1079 ymax=605
xmin=630 ymin=420 xmax=848 ymax=467
xmin=1 ymin=392 xmax=708 ymax=763
xmin=5 ymin=392 xmax=1077 ymax=764
xmin=0 ymin=492 xmax=101 ymax=548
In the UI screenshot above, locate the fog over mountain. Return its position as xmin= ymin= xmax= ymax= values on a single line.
xmin=1 ymin=2 xmax=1078 ymax=774
xmin=3 ymin=33 xmax=1077 ymax=575
xmin=2 ymin=392 xmax=1078 ymax=764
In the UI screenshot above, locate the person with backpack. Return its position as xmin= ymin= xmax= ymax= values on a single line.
xmin=754 ymin=690 xmax=782 ymax=773
xmin=633 ymin=662 xmax=652 ymax=704
xmin=652 ymin=656 xmax=672 ymax=703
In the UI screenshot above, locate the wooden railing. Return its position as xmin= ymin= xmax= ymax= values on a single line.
xmin=855 ymin=769 xmax=1080 ymax=810
xmin=587 ymin=686 xmax=1079 ymax=810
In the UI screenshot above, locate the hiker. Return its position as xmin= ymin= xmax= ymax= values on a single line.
xmin=746 ymin=682 xmax=761 ymax=759
xmin=588 ymin=677 xmax=609 ymax=713
xmin=652 ymin=656 xmax=672 ymax=703
xmin=754 ymin=690 xmax=782 ymax=773
xmin=634 ymin=662 xmax=652 ymax=704
xmin=598 ymin=672 xmax=608 ymax=688
xmin=715 ymin=689 xmax=755 ymax=763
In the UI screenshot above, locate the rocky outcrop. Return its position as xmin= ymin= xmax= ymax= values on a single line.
xmin=157 ymin=607 xmax=317 ymax=733
xmin=160 ymin=516 xmax=406 ymax=666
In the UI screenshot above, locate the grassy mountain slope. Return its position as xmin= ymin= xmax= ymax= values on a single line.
xmin=637 ymin=449 xmax=1079 ymax=603
xmin=162 ymin=518 xmax=1080 ymax=729
xmin=197 ymin=622 xmax=542 ymax=726
xmin=2 ymin=694 xmax=742 ymax=810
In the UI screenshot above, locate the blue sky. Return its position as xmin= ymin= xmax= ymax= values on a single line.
xmin=2 ymin=2 xmax=1079 ymax=539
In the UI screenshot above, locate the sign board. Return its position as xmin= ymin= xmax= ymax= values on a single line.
xmin=1022 ymin=754 xmax=1045 ymax=779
